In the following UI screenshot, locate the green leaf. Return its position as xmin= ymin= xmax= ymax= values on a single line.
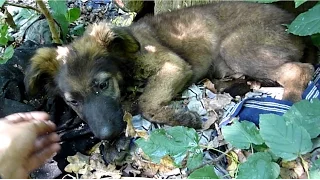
xmin=135 ymin=126 xmax=202 ymax=168
xmin=0 ymin=36 xmax=8 ymax=46
xmin=259 ymin=114 xmax=313 ymax=161
xmin=71 ymin=24 xmax=85 ymax=36
xmin=310 ymin=158 xmax=320 ymax=179
xmin=288 ymin=3 xmax=320 ymax=36
xmin=187 ymin=150 xmax=203 ymax=171
xmin=48 ymin=0 xmax=67 ymax=15
xmin=66 ymin=8 xmax=81 ymax=23
xmin=0 ymin=24 xmax=9 ymax=45
xmin=221 ymin=120 xmax=264 ymax=149
xmin=0 ymin=24 xmax=9 ymax=46
xmin=0 ymin=45 xmax=14 ymax=64
xmin=53 ymin=13 xmax=69 ymax=40
xmin=284 ymin=99 xmax=320 ymax=138
xmin=188 ymin=165 xmax=219 ymax=179
xmin=237 ymin=152 xmax=280 ymax=179
xmin=295 ymin=0 xmax=307 ymax=8
xmin=0 ymin=0 xmax=5 ymax=7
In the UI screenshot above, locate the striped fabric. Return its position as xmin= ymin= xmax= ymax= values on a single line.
xmin=220 ymin=65 xmax=320 ymax=126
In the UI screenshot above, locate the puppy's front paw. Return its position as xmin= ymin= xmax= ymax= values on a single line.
xmin=100 ymin=135 xmax=131 ymax=166
xmin=174 ymin=110 xmax=202 ymax=129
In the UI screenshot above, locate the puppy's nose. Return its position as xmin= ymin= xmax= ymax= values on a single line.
xmin=95 ymin=127 xmax=117 ymax=140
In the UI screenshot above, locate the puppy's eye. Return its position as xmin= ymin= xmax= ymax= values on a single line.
xmin=99 ymin=81 xmax=109 ymax=90
xmin=68 ymin=100 xmax=78 ymax=106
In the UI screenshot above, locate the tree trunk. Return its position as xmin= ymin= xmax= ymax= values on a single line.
xmin=154 ymin=0 xmax=215 ymax=14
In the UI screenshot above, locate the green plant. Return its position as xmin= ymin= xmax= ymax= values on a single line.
xmin=134 ymin=99 xmax=320 ymax=179
xmin=0 ymin=3 xmax=14 ymax=64
xmin=251 ymin=0 xmax=320 ymax=47
xmin=220 ymin=99 xmax=320 ymax=179
xmin=0 ymin=0 xmax=83 ymax=63
xmin=47 ymin=0 xmax=83 ymax=41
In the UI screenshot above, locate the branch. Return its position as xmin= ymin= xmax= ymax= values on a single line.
xmin=4 ymin=2 xmax=41 ymax=13
xmin=36 ymin=0 xmax=61 ymax=44
xmin=188 ymin=148 xmax=234 ymax=177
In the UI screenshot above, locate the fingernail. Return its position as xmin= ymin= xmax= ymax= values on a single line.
xmin=50 ymin=133 xmax=60 ymax=142
xmin=46 ymin=121 xmax=56 ymax=128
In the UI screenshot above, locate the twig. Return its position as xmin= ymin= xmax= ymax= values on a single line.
xmin=189 ymin=147 xmax=234 ymax=175
xmin=200 ymin=145 xmax=239 ymax=163
xmin=4 ymin=2 xmax=42 ymax=13
xmin=300 ymin=155 xmax=310 ymax=179
xmin=36 ymin=0 xmax=61 ymax=44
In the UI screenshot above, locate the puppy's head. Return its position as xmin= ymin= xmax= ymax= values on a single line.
xmin=24 ymin=22 xmax=140 ymax=140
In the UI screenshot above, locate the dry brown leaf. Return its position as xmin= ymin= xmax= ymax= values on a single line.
xmin=136 ymin=130 xmax=149 ymax=139
xmin=202 ymin=111 xmax=218 ymax=130
xmin=203 ymin=94 xmax=233 ymax=111
xmin=226 ymin=151 xmax=239 ymax=178
xmin=87 ymin=142 xmax=101 ymax=155
xmin=280 ymin=159 xmax=308 ymax=179
xmin=234 ymin=149 xmax=247 ymax=163
xmin=281 ymin=161 xmax=298 ymax=169
xmin=64 ymin=152 xmax=90 ymax=174
xmin=123 ymin=111 xmax=136 ymax=137
xmin=131 ymin=151 xmax=176 ymax=178
xmin=160 ymin=155 xmax=176 ymax=170
xmin=79 ymin=153 xmax=122 ymax=179
xmin=280 ymin=167 xmax=299 ymax=179
xmin=203 ymin=79 xmax=217 ymax=93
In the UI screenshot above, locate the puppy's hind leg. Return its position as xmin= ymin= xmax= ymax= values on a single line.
xmin=271 ymin=62 xmax=314 ymax=102
xmin=220 ymin=25 xmax=313 ymax=102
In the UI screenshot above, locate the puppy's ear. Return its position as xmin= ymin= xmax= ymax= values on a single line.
xmin=87 ymin=22 xmax=140 ymax=54
xmin=24 ymin=47 xmax=60 ymax=95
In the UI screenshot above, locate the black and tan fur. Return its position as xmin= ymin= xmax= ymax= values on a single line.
xmin=25 ymin=2 xmax=316 ymax=140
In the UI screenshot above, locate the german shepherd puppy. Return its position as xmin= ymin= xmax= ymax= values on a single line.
xmin=24 ymin=2 xmax=315 ymax=140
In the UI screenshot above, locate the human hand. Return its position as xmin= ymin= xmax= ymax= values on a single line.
xmin=0 ymin=111 xmax=61 ymax=178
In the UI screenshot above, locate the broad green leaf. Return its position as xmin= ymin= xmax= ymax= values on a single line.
xmin=310 ymin=158 xmax=320 ymax=179
xmin=52 ymin=13 xmax=69 ymax=40
xmin=71 ymin=24 xmax=85 ymax=36
xmin=283 ymin=99 xmax=320 ymax=138
xmin=66 ymin=8 xmax=81 ymax=23
xmin=13 ymin=9 xmax=38 ymax=28
xmin=0 ymin=24 xmax=9 ymax=45
xmin=0 ymin=0 xmax=5 ymax=7
xmin=288 ymin=3 xmax=320 ymax=36
xmin=187 ymin=150 xmax=203 ymax=171
xmin=222 ymin=120 xmax=264 ymax=149
xmin=135 ymin=126 xmax=202 ymax=168
xmin=0 ymin=36 xmax=8 ymax=46
xmin=259 ymin=114 xmax=312 ymax=161
xmin=237 ymin=152 xmax=280 ymax=179
xmin=295 ymin=0 xmax=307 ymax=8
xmin=188 ymin=165 xmax=219 ymax=179
xmin=48 ymin=0 xmax=67 ymax=15
xmin=1 ymin=45 xmax=14 ymax=64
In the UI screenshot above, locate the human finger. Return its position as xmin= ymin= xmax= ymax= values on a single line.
xmin=26 ymin=120 xmax=57 ymax=136
xmin=27 ymin=143 xmax=61 ymax=172
xmin=34 ymin=133 xmax=60 ymax=153
xmin=3 ymin=111 xmax=50 ymax=123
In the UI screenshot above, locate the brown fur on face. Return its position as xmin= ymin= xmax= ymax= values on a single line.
xmin=25 ymin=2 xmax=316 ymax=138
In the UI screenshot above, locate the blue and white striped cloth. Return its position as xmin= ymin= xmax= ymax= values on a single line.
xmin=220 ymin=65 xmax=320 ymax=126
